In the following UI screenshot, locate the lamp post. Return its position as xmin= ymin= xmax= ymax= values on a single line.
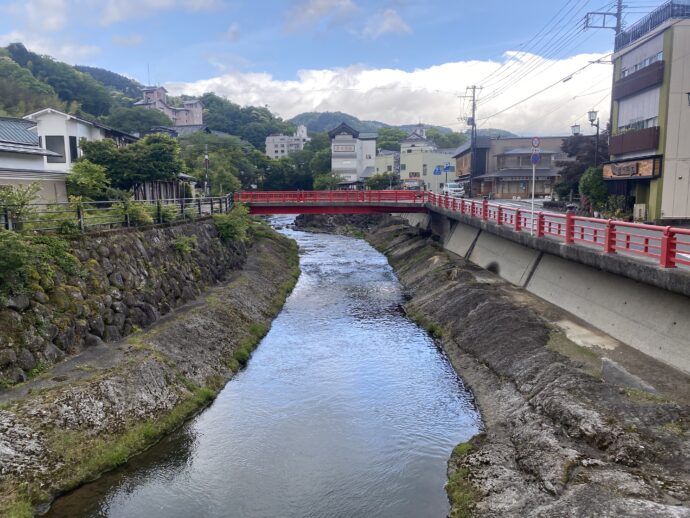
xmin=570 ymin=124 xmax=581 ymax=136
xmin=588 ymin=110 xmax=600 ymax=167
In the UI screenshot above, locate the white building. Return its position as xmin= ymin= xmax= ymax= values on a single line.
xmin=0 ymin=117 xmax=67 ymax=203
xmin=328 ymin=122 xmax=377 ymax=186
xmin=23 ymin=108 xmax=138 ymax=173
xmin=265 ymin=125 xmax=311 ymax=159
xmin=134 ymin=87 xmax=203 ymax=127
xmin=398 ymin=126 xmax=456 ymax=194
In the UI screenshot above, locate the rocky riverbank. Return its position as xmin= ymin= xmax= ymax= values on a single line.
xmin=294 ymin=213 xmax=386 ymax=236
xmin=367 ymin=219 xmax=690 ymax=516
xmin=0 ymin=222 xmax=299 ymax=517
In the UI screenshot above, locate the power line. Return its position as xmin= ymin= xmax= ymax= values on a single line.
xmin=477 ymin=54 xmax=612 ymax=124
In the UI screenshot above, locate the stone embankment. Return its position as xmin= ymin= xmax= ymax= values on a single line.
xmin=367 ymin=218 xmax=690 ymax=517
xmin=0 ymin=220 xmax=299 ymax=516
xmin=1 ymin=221 xmax=246 ymax=385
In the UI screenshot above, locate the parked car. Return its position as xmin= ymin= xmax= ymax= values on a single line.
xmin=442 ymin=182 xmax=465 ymax=198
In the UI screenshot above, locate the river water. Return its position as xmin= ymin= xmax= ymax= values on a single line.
xmin=46 ymin=219 xmax=481 ymax=518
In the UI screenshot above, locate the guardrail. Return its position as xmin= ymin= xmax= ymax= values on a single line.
xmin=236 ymin=190 xmax=422 ymax=204
xmin=425 ymin=193 xmax=690 ymax=269
xmin=1 ymin=196 xmax=233 ymax=234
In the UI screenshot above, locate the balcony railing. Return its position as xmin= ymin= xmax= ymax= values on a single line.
xmin=610 ymin=126 xmax=660 ymax=156
xmin=615 ymin=1 xmax=690 ymax=51
xmin=613 ymin=61 xmax=665 ymax=100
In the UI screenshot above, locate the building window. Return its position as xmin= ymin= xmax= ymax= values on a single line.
xmin=387 ymin=165 xmax=392 ymax=172
xmin=618 ymin=116 xmax=658 ymax=133
xmin=69 ymin=136 xmax=78 ymax=163
xmin=401 ymin=164 xmax=406 ymax=170
xmin=621 ymin=51 xmax=663 ymax=78
xmin=45 ymin=136 xmax=66 ymax=163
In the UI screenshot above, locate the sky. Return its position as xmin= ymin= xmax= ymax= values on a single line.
xmin=0 ymin=0 xmax=666 ymax=135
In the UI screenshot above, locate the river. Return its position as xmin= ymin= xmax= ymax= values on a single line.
xmin=46 ymin=218 xmax=481 ymax=518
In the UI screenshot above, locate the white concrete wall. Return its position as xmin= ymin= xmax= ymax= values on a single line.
xmin=527 ymin=253 xmax=690 ymax=373
xmin=409 ymin=215 xmax=690 ymax=374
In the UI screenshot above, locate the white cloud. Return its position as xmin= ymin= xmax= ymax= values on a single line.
xmin=0 ymin=31 xmax=100 ymax=62
xmin=112 ymin=34 xmax=144 ymax=47
xmin=100 ymin=0 xmax=222 ymax=25
xmin=25 ymin=0 xmax=66 ymax=32
xmin=286 ymin=0 xmax=359 ymax=30
xmin=362 ymin=8 xmax=411 ymax=39
xmin=224 ymin=22 xmax=240 ymax=42
xmin=165 ymin=52 xmax=612 ymax=136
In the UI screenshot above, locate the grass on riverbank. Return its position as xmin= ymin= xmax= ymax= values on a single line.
xmin=446 ymin=434 xmax=486 ymax=518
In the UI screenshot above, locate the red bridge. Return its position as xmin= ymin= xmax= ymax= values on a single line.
xmin=235 ymin=190 xmax=690 ymax=269
xmin=236 ymin=190 xmax=428 ymax=215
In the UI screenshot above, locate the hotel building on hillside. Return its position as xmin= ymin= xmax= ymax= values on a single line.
xmin=265 ymin=125 xmax=310 ymax=159
xmin=328 ymin=123 xmax=377 ymax=187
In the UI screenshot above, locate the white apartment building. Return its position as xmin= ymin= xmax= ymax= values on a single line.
xmin=265 ymin=125 xmax=310 ymax=159
xmin=23 ymin=108 xmax=138 ymax=173
xmin=398 ymin=126 xmax=456 ymax=194
xmin=328 ymin=122 xmax=377 ymax=185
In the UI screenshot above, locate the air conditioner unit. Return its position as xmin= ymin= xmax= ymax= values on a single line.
xmin=634 ymin=203 xmax=647 ymax=221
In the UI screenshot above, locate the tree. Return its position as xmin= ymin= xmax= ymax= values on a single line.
xmin=0 ymin=183 xmax=40 ymax=220
xmin=579 ymin=167 xmax=607 ymax=212
xmin=556 ymin=131 xmax=610 ymax=196
xmin=366 ymin=173 xmax=398 ymax=190
xmin=81 ymin=133 xmax=185 ymax=191
xmin=104 ymin=107 xmax=172 ymax=134
xmin=377 ymin=128 xmax=407 ymax=151
xmin=426 ymin=128 xmax=468 ymax=149
xmin=66 ymin=160 xmax=110 ymax=200
xmin=313 ymin=174 xmax=340 ymax=190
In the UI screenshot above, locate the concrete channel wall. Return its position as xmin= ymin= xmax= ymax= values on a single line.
xmin=398 ymin=210 xmax=690 ymax=374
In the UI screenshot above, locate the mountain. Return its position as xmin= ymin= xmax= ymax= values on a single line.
xmin=289 ymin=111 xmax=454 ymax=135
xmin=75 ymin=65 xmax=143 ymax=100
xmin=475 ymin=128 xmax=518 ymax=138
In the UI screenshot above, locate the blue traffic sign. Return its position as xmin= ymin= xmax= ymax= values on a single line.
xmin=531 ymin=153 xmax=541 ymax=165
xmin=444 ymin=162 xmax=451 ymax=172
xmin=433 ymin=166 xmax=442 ymax=175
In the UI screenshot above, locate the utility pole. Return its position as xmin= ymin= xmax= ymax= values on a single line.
xmin=460 ymin=86 xmax=481 ymax=198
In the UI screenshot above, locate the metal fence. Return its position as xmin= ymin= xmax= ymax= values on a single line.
xmin=1 ymin=196 xmax=234 ymax=234
xmin=615 ymin=0 xmax=690 ymax=51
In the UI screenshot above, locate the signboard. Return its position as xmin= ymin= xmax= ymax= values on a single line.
xmin=603 ymin=158 xmax=662 ymax=180
xmin=531 ymin=153 xmax=541 ymax=165
xmin=433 ymin=166 xmax=442 ymax=176
xmin=531 ymin=137 xmax=540 ymax=148
xmin=444 ymin=162 xmax=451 ymax=172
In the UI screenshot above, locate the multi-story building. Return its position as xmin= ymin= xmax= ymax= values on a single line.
xmin=397 ymin=126 xmax=456 ymax=194
xmin=265 ymin=125 xmax=310 ymax=159
xmin=375 ymin=150 xmax=400 ymax=175
xmin=328 ymin=122 xmax=377 ymax=186
xmin=607 ymin=1 xmax=690 ymax=221
xmin=453 ymin=136 xmax=567 ymax=199
xmin=134 ymin=86 xmax=203 ymax=127
xmin=23 ymin=108 xmax=138 ymax=174
xmin=0 ymin=117 xmax=67 ymax=203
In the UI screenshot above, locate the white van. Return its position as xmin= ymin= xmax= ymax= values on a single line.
xmin=442 ymin=182 xmax=465 ymax=198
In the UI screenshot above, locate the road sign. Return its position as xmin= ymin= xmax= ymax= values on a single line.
xmin=531 ymin=153 xmax=541 ymax=165
xmin=433 ymin=166 xmax=442 ymax=175
xmin=444 ymin=162 xmax=451 ymax=173
xmin=531 ymin=137 xmax=540 ymax=148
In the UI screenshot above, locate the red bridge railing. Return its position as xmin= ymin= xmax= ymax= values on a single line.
xmin=424 ymin=193 xmax=690 ymax=269
xmin=236 ymin=190 xmax=422 ymax=204
xmin=236 ymin=190 xmax=690 ymax=269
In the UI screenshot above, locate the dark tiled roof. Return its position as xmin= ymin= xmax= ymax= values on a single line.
xmin=359 ymin=132 xmax=378 ymax=140
xmin=0 ymin=117 xmax=39 ymax=146
xmin=0 ymin=142 xmax=58 ymax=156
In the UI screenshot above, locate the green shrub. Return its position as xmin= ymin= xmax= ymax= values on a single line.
xmin=172 ymin=235 xmax=197 ymax=254
xmin=0 ymin=231 xmax=81 ymax=295
xmin=233 ymin=347 xmax=250 ymax=365
xmin=213 ymin=203 xmax=250 ymax=242
xmin=118 ymin=201 xmax=153 ymax=226
xmin=159 ymin=203 xmax=179 ymax=223
xmin=184 ymin=206 xmax=198 ymax=220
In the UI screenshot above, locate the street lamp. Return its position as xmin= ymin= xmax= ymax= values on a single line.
xmin=571 ymin=124 xmax=581 ymax=136
xmin=588 ymin=110 xmax=601 ymax=167
xmin=686 ymin=92 xmax=690 ymax=106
